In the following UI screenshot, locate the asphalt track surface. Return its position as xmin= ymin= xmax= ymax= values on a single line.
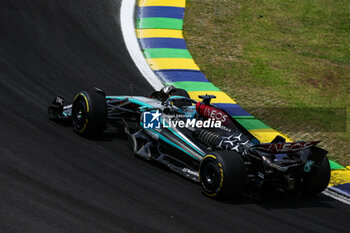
xmin=0 ymin=1 xmax=350 ymax=232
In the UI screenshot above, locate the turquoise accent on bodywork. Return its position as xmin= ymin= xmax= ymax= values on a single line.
xmin=148 ymin=128 xmax=199 ymax=160
xmin=161 ymin=116 xmax=205 ymax=157
xmin=169 ymin=96 xmax=187 ymax=100
xmin=168 ymin=127 xmax=205 ymax=156
xmin=107 ymin=96 xmax=153 ymax=108
xmin=165 ymin=95 xmax=192 ymax=107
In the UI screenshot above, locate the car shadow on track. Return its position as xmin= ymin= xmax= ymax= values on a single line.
xmin=90 ymin=132 xmax=126 ymax=141
xmin=83 ymin=126 xmax=128 ymax=142
xmin=51 ymin=120 xmax=128 ymax=142
xmin=221 ymin=189 xmax=337 ymax=210
xmin=258 ymin=192 xmax=337 ymax=210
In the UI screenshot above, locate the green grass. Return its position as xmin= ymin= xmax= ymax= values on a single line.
xmin=184 ymin=0 xmax=350 ymax=164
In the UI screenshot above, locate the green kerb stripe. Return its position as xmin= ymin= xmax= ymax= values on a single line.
xmin=137 ymin=18 xmax=183 ymax=30
xmin=329 ymin=160 xmax=346 ymax=170
xmin=235 ymin=118 xmax=271 ymax=130
xmin=169 ymin=82 xmax=221 ymax=92
xmin=233 ymin=116 xmax=255 ymax=119
xmin=143 ymin=48 xmax=192 ymax=59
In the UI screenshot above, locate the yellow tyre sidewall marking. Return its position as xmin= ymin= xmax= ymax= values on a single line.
xmin=79 ymin=119 xmax=88 ymax=133
xmin=73 ymin=93 xmax=90 ymax=113
xmin=203 ymin=154 xmax=217 ymax=160
xmin=218 ymin=162 xmax=224 ymax=189
xmin=201 ymin=155 xmax=224 ymax=196
xmin=73 ymin=93 xmax=90 ymax=133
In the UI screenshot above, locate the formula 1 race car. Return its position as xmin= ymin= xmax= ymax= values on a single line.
xmin=48 ymin=86 xmax=331 ymax=199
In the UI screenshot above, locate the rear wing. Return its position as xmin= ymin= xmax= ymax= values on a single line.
xmin=252 ymin=141 xmax=320 ymax=154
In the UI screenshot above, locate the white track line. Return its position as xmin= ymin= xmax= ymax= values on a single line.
xmin=120 ymin=0 xmax=164 ymax=90
xmin=323 ymin=188 xmax=350 ymax=205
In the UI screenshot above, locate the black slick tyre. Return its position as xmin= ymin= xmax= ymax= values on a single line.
xmin=302 ymin=156 xmax=331 ymax=195
xmin=199 ymin=151 xmax=246 ymax=199
xmin=72 ymin=90 xmax=107 ymax=137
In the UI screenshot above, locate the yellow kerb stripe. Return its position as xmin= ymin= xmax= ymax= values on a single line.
xmin=188 ymin=91 xmax=236 ymax=104
xmin=249 ymin=129 xmax=293 ymax=143
xmin=139 ymin=0 xmax=186 ymax=7
xmin=329 ymin=169 xmax=350 ymax=186
xmin=137 ymin=29 xmax=183 ymax=38
xmin=146 ymin=58 xmax=200 ymax=70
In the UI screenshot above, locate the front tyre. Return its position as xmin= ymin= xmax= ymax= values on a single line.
xmin=199 ymin=151 xmax=246 ymax=199
xmin=72 ymin=90 xmax=107 ymax=137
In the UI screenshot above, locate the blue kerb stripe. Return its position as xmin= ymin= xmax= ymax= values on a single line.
xmin=140 ymin=38 xmax=187 ymax=49
xmin=328 ymin=183 xmax=350 ymax=198
xmin=155 ymin=70 xmax=209 ymax=83
xmin=138 ymin=6 xmax=185 ymax=19
xmin=213 ymin=103 xmax=252 ymax=117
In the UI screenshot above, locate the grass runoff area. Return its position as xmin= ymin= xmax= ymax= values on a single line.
xmin=184 ymin=0 xmax=350 ymax=164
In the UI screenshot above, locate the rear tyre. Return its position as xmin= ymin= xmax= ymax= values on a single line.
xmin=199 ymin=151 xmax=246 ymax=199
xmin=302 ymin=156 xmax=331 ymax=195
xmin=72 ymin=90 xmax=107 ymax=137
